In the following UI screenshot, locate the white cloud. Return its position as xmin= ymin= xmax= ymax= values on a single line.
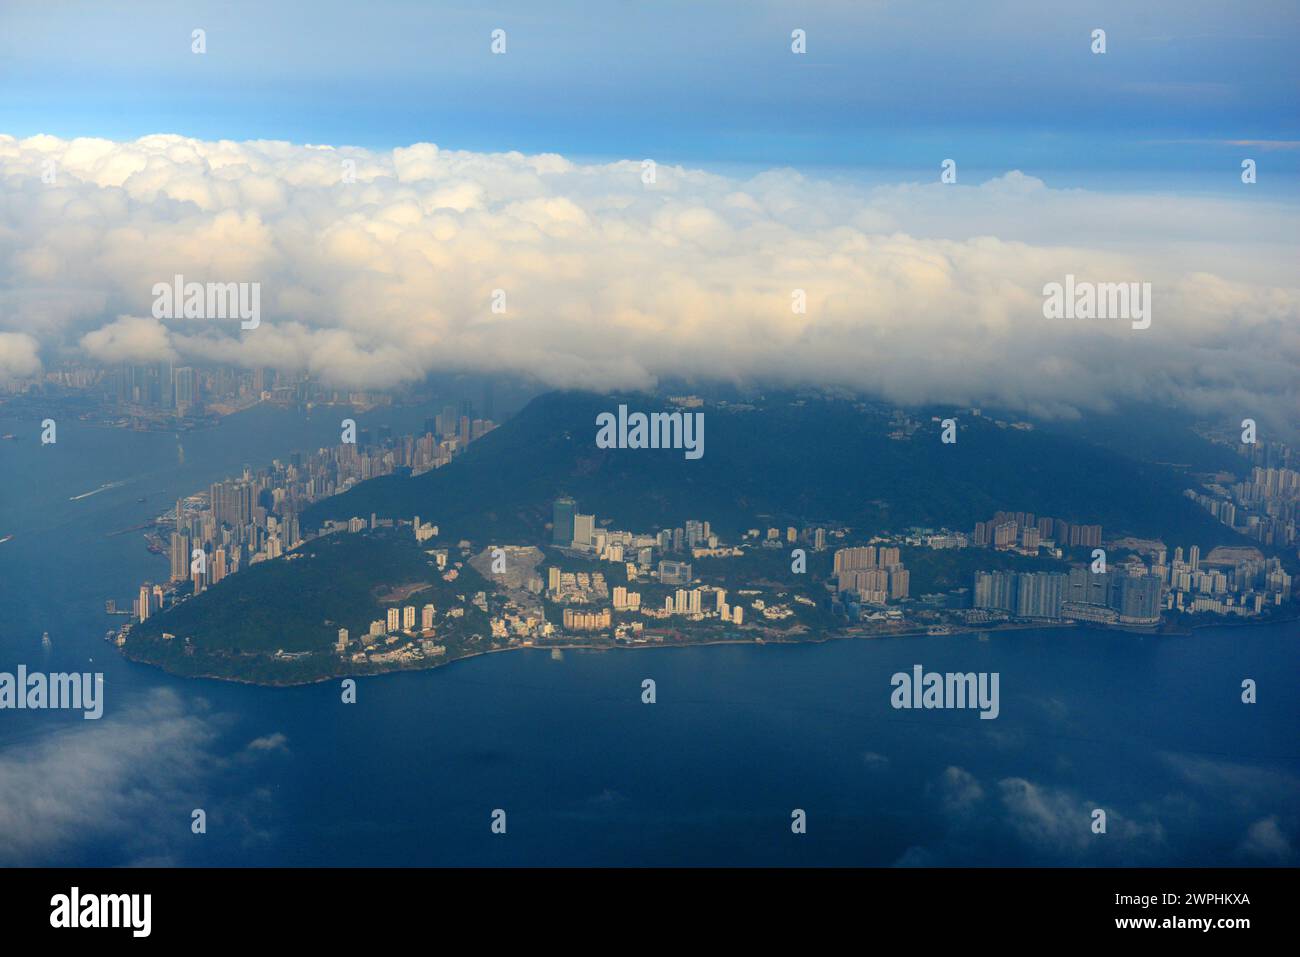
xmin=934 ymin=765 xmax=985 ymax=813
xmin=1240 ymin=816 xmax=1292 ymax=861
xmin=245 ymin=732 xmax=289 ymax=753
xmin=80 ymin=315 xmax=177 ymax=363
xmin=0 ymin=331 xmax=41 ymax=379
xmin=997 ymin=776 xmax=1165 ymax=856
xmin=0 ymin=688 xmax=287 ymax=866
xmin=0 ymin=689 xmax=213 ymax=865
xmin=1 ymin=133 xmax=1296 ymax=430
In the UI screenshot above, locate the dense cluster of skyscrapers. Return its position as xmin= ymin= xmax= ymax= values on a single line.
xmin=128 ymin=410 xmax=495 ymax=623
xmin=973 ymin=511 xmax=1102 ymax=552
xmin=1189 ymin=465 xmax=1299 ymax=550
xmin=973 ymin=542 xmax=1292 ymax=625
xmin=833 ymin=546 xmax=911 ymax=603
xmin=973 ymin=567 xmax=1162 ymax=625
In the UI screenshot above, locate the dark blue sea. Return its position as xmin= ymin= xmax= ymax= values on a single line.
xmin=1 ymin=405 xmax=1296 ymax=866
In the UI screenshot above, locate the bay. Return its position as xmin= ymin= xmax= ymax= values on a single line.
xmin=1 ymin=405 xmax=1296 ymax=866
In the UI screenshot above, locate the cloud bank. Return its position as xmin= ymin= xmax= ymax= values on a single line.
xmin=0 ymin=688 xmax=286 ymax=866
xmin=1 ymin=133 xmax=1296 ymax=428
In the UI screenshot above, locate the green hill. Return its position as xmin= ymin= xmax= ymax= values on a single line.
xmin=303 ymin=391 xmax=1244 ymax=548
xmin=123 ymin=530 xmax=489 ymax=683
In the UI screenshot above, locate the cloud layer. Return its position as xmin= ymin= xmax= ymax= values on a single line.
xmin=1 ymin=133 xmax=1296 ymax=429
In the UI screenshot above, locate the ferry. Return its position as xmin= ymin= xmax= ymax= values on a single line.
xmin=70 ymin=480 xmax=127 ymax=501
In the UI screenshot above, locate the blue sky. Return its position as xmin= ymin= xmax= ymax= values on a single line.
xmin=3 ymin=0 xmax=1297 ymax=187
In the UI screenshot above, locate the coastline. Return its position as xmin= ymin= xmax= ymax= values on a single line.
xmin=118 ymin=611 xmax=1297 ymax=688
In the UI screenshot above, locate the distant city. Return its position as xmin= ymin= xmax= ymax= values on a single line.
xmin=113 ymin=465 xmax=1296 ymax=674
xmin=117 ymin=400 xmax=497 ymax=646
xmin=3 ymin=359 xmax=507 ymax=432
xmin=8 ymin=362 xmax=1289 ymax=665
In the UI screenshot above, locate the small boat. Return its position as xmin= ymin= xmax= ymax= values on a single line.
xmin=41 ymin=631 xmax=51 ymax=649
xmin=70 ymin=480 xmax=127 ymax=501
xmin=0 ymin=534 xmax=12 ymax=544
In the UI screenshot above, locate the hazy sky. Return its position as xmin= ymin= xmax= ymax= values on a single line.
xmin=3 ymin=0 xmax=1297 ymax=178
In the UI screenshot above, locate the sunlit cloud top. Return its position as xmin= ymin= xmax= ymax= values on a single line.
xmin=1 ymin=133 xmax=1296 ymax=435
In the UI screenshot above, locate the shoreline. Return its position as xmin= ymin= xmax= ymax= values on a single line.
xmin=119 ymin=611 xmax=1298 ymax=688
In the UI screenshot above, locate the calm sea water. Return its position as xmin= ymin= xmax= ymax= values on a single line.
xmin=1 ymin=405 xmax=1296 ymax=866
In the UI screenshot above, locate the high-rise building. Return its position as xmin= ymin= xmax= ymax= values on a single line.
xmin=843 ymin=567 xmax=889 ymax=595
xmin=403 ymin=606 xmax=416 ymax=632
xmin=834 ymin=547 xmax=876 ymax=573
xmin=386 ymin=607 xmax=400 ymax=633
xmin=174 ymin=366 xmax=198 ymax=415
xmin=974 ymin=570 xmax=1017 ymax=613
xmin=170 ymin=532 xmax=190 ymax=581
xmin=888 ymin=568 xmax=910 ymax=601
xmin=552 ymin=497 xmax=577 ymax=546
xmin=562 ymin=607 xmax=611 ymax=631
xmin=1069 ymin=524 xmax=1102 ymax=548
xmin=658 ymin=560 xmax=692 ymax=586
xmin=572 ymin=513 xmax=595 ymax=548
xmin=421 ymin=604 xmax=436 ymax=631
xmin=1118 ymin=575 xmax=1163 ymax=624
xmin=1016 ymin=572 xmax=1066 ymax=619
xmin=1067 ymin=567 xmax=1112 ymax=607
